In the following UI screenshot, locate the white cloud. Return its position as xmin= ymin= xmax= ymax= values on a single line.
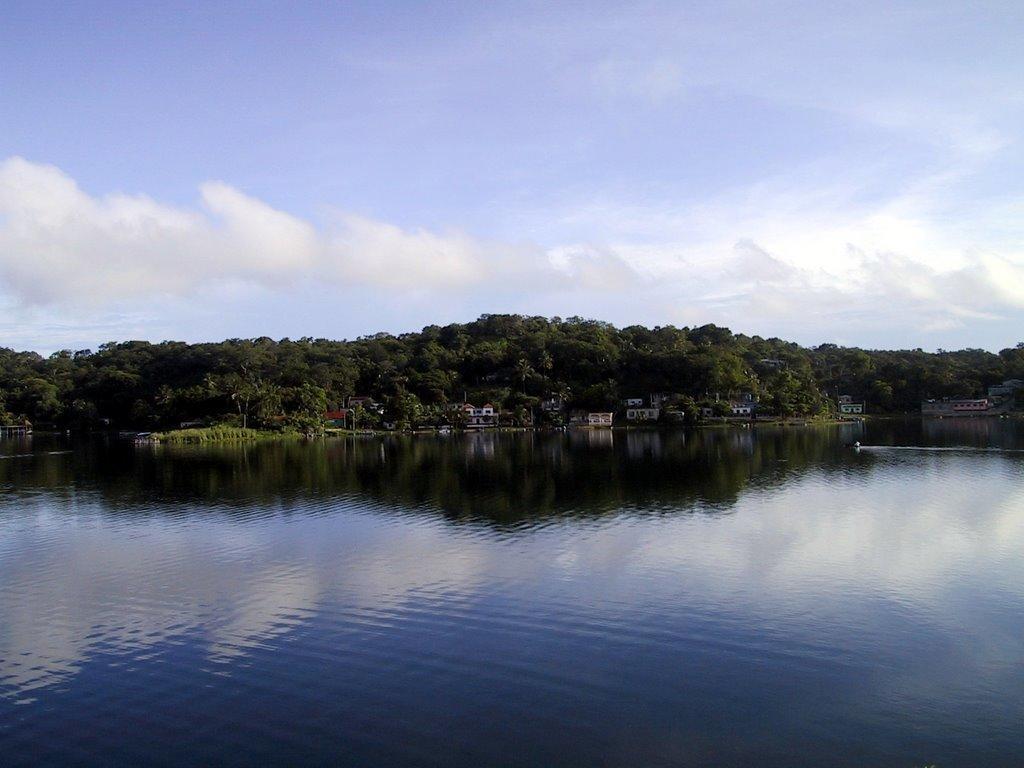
xmin=553 ymin=158 xmax=1024 ymax=339
xmin=0 ymin=157 xmax=318 ymax=303
xmin=2 ymin=155 xmax=1023 ymax=348
xmin=328 ymin=214 xmax=489 ymax=289
xmin=0 ymin=157 xmax=639 ymax=308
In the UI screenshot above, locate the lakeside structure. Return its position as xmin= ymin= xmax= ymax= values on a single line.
xmin=326 ymin=409 xmax=351 ymax=428
xmin=625 ymin=405 xmax=660 ymax=422
xmin=730 ymin=401 xmax=755 ymax=417
xmin=838 ymin=395 xmax=865 ymax=415
xmin=921 ymin=379 xmax=1024 ymax=417
xmin=921 ymin=399 xmax=991 ymax=416
xmin=461 ymin=403 xmax=499 ymax=429
xmin=988 ymin=379 xmax=1024 ymax=399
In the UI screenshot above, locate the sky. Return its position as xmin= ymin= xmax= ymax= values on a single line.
xmin=1 ymin=0 xmax=1023 ymax=353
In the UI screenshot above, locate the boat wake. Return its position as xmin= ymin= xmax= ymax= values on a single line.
xmin=0 ymin=450 xmax=73 ymax=460
xmin=855 ymin=445 xmax=1024 ymax=453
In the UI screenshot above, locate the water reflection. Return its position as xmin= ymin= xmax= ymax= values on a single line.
xmin=2 ymin=423 xmax=874 ymax=521
xmin=1 ymin=420 xmax=1023 ymax=767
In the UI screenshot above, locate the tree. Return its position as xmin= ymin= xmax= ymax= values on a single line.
xmin=0 ymin=314 xmax=1011 ymax=431
xmin=514 ymin=358 xmax=534 ymax=394
xmin=285 ymin=383 xmax=327 ymax=436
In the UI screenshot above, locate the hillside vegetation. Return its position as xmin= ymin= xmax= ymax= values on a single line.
xmin=1 ymin=315 xmax=1021 ymax=430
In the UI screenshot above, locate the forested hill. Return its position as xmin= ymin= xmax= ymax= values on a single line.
xmin=1 ymin=314 xmax=1021 ymax=430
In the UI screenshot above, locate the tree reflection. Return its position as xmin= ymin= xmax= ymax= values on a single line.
xmin=0 ymin=424 xmax=910 ymax=524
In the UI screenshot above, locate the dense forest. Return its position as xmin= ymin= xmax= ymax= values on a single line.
xmin=1 ymin=314 xmax=1022 ymax=431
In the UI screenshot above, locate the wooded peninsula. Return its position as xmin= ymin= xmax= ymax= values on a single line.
xmin=2 ymin=314 xmax=1022 ymax=433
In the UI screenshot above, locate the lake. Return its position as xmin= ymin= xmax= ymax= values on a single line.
xmin=2 ymin=419 xmax=1023 ymax=767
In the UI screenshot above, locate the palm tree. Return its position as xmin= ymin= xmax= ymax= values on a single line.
xmin=514 ymin=358 xmax=534 ymax=394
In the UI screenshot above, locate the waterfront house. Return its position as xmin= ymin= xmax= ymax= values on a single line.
xmin=838 ymin=395 xmax=865 ymax=415
xmin=541 ymin=396 xmax=565 ymax=412
xmin=325 ymin=409 xmax=350 ymax=428
xmin=461 ymin=403 xmax=498 ymax=428
xmin=988 ymin=379 xmax=1024 ymax=399
xmin=587 ymin=412 xmax=614 ymax=427
xmin=950 ymin=399 xmax=989 ymax=413
xmin=625 ymin=407 xmax=660 ymax=422
xmin=921 ymin=398 xmax=990 ymax=416
xmin=729 ymin=402 xmax=755 ymax=417
xmin=622 ymin=397 xmax=644 ymax=407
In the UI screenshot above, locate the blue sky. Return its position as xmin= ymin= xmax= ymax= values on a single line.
xmin=2 ymin=0 xmax=1023 ymax=352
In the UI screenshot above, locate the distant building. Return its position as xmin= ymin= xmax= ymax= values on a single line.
xmin=988 ymin=380 xmax=1024 ymax=399
xmin=759 ymin=358 xmax=785 ymax=369
xmin=729 ymin=402 xmax=755 ymax=417
xmin=921 ymin=398 xmax=990 ymax=416
xmin=325 ymin=409 xmax=350 ymax=427
xmin=587 ymin=412 xmax=614 ymax=427
xmin=626 ymin=407 xmax=660 ymax=422
xmin=461 ymin=403 xmax=498 ymax=428
xmin=622 ymin=397 xmax=645 ymax=407
xmin=347 ymin=395 xmax=379 ymax=411
xmin=650 ymin=393 xmax=678 ymax=409
xmin=838 ymin=395 xmax=865 ymax=415
xmin=541 ymin=396 xmax=565 ymax=412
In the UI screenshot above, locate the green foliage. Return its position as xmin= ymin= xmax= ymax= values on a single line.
xmin=151 ymin=427 xmax=300 ymax=443
xmin=0 ymin=315 xmax=1018 ymax=431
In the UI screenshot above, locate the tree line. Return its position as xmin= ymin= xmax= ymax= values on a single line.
xmin=1 ymin=314 xmax=1022 ymax=431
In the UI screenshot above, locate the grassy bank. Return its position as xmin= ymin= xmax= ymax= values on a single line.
xmin=151 ymin=426 xmax=304 ymax=443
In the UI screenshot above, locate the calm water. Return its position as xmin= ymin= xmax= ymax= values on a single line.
xmin=2 ymin=420 xmax=1023 ymax=767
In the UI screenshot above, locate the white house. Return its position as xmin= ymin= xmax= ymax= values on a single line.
xmin=587 ymin=412 xmax=614 ymax=427
xmin=461 ymin=403 xmax=498 ymax=428
xmin=622 ymin=398 xmax=644 ymax=407
xmin=626 ymin=407 xmax=660 ymax=422
xmin=839 ymin=402 xmax=865 ymax=415
xmin=729 ymin=402 xmax=755 ymax=417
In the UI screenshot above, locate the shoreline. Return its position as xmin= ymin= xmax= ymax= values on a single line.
xmin=25 ymin=414 xmax=1023 ymax=445
xmin=145 ymin=418 xmax=863 ymax=443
